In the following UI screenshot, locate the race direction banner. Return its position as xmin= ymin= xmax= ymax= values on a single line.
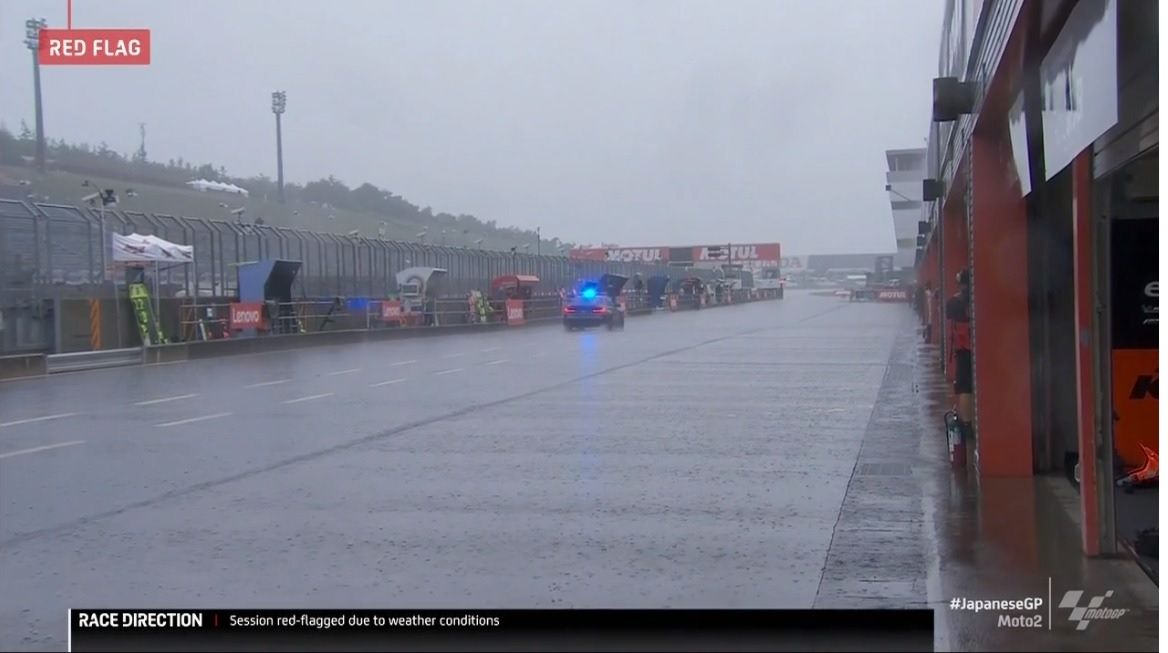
xmin=69 ymin=609 xmax=933 ymax=652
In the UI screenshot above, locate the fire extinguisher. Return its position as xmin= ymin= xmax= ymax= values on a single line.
xmin=944 ymin=409 xmax=965 ymax=468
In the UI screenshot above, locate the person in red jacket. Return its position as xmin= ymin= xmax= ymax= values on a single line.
xmin=946 ymin=269 xmax=974 ymax=454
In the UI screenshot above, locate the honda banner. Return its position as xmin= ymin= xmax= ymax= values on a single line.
xmin=229 ymin=302 xmax=265 ymax=330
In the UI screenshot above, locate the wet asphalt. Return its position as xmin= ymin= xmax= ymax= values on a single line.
xmin=0 ymin=291 xmax=903 ymax=649
xmin=2 ymin=290 xmax=1156 ymax=651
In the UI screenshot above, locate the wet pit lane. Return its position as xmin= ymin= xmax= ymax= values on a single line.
xmin=0 ymin=291 xmax=1156 ymax=651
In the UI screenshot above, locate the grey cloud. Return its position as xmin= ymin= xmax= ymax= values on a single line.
xmin=0 ymin=0 xmax=942 ymax=253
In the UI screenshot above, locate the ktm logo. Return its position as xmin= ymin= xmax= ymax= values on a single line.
xmin=1129 ymin=372 xmax=1158 ymax=400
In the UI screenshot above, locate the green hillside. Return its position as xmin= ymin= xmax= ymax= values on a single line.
xmin=0 ymin=128 xmax=573 ymax=255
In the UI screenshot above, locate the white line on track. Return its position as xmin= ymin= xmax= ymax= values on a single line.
xmin=484 ymin=359 xmax=509 ymax=366
xmin=155 ymin=412 xmax=233 ymax=428
xmin=245 ymin=379 xmax=291 ymax=388
xmin=0 ymin=440 xmax=85 ymax=459
xmin=0 ymin=412 xmax=78 ymax=428
xmin=134 ymin=393 xmax=199 ymax=406
xmin=391 ymin=360 xmax=417 ymax=367
xmin=435 ymin=368 xmax=464 ymax=376
xmin=369 ymin=378 xmax=406 ymax=387
xmin=282 ymin=392 xmax=335 ymax=404
xmin=326 ymin=368 xmax=361 ymax=376
xmin=480 ymin=346 xmax=502 ymax=353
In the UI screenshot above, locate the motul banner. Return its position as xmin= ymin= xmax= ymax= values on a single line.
xmin=877 ymin=289 xmax=909 ymax=302
xmin=569 ymin=248 xmax=665 ymax=263
xmin=569 ymin=243 xmax=781 ymax=267
xmin=695 ymin=244 xmax=780 ymax=262
xmin=229 ymin=302 xmax=265 ymax=330
xmin=505 ymin=299 xmax=525 ymax=325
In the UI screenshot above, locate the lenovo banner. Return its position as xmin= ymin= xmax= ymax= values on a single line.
xmin=380 ymin=300 xmax=403 ymax=322
xmin=505 ymin=299 xmax=525 ymax=326
xmin=229 ymin=302 xmax=265 ymax=330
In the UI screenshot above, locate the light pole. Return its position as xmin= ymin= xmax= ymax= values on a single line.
xmin=271 ymin=91 xmax=287 ymax=203
xmin=536 ymin=226 xmax=541 ymax=256
xmin=25 ymin=18 xmax=47 ymax=174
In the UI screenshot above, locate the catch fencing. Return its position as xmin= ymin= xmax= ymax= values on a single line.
xmin=0 ymin=198 xmax=675 ymax=353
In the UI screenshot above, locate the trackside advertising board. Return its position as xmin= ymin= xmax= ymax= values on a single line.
xmin=570 ymin=243 xmax=781 ymax=273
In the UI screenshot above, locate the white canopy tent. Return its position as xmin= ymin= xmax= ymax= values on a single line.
xmin=185 ymin=178 xmax=250 ymax=197
xmin=112 ymin=232 xmax=194 ymax=263
xmin=110 ymin=233 xmax=195 ymax=345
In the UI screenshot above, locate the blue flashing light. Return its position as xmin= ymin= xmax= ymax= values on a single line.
xmin=581 ymin=287 xmax=598 ymax=300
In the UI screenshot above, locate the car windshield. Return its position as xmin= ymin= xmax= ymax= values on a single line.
xmin=0 ymin=2 xmax=1157 ymax=652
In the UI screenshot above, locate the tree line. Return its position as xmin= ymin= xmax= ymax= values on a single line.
xmin=0 ymin=123 xmax=571 ymax=252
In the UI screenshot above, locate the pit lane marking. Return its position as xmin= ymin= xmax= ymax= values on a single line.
xmin=155 ymin=412 xmax=234 ymax=428
xmin=484 ymin=359 xmax=509 ymax=366
xmin=283 ymin=393 xmax=335 ymax=405
xmin=370 ymin=378 xmax=406 ymax=388
xmin=0 ymin=412 xmax=79 ymax=428
xmin=435 ymin=368 xmax=464 ymax=376
xmin=326 ymin=368 xmax=361 ymax=376
xmin=0 ymin=440 xmax=85 ymax=459
xmin=245 ymin=379 xmax=291 ymax=388
xmin=134 ymin=393 xmax=199 ymax=406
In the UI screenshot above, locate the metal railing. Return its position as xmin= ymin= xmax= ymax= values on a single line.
xmin=1 ymin=198 xmax=683 ymax=352
xmin=0 ymin=198 xmax=675 ymax=302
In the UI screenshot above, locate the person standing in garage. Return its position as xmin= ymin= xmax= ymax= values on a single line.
xmin=946 ymin=269 xmax=975 ymax=463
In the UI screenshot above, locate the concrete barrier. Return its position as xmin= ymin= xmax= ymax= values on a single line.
xmin=143 ymin=318 xmax=541 ymax=362
xmin=46 ymin=347 xmax=144 ymax=373
xmin=7 ymin=296 xmax=780 ymax=375
xmin=0 ymin=353 xmax=48 ymax=380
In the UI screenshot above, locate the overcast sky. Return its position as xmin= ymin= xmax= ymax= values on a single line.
xmin=1 ymin=0 xmax=941 ymax=254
